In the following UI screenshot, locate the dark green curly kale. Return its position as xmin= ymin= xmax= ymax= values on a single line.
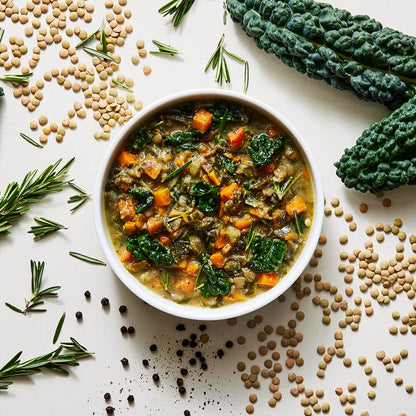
xmin=226 ymin=0 xmax=416 ymax=110
xmin=335 ymin=96 xmax=416 ymax=193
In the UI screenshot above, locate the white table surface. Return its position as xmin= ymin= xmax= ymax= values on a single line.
xmin=1 ymin=1 xmax=416 ymax=415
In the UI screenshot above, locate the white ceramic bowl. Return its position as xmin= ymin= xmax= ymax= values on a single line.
xmin=94 ymin=89 xmax=324 ymax=321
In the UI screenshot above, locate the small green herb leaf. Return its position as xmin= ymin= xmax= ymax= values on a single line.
xmin=29 ymin=217 xmax=67 ymax=241
xmin=0 ymin=73 xmax=32 ymax=83
xmin=128 ymin=188 xmax=154 ymax=212
xmin=20 ymin=133 xmax=43 ymax=148
xmin=69 ymin=251 xmax=107 ymax=265
xmin=111 ymin=79 xmax=132 ymax=91
xmin=75 ymin=28 xmax=99 ymax=48
xmin=158 ymin=0 xmax=196 ymax=27
xmin=192 ymin=181 xmax=220 ymax=212
xmin=150 ymin=39 xmax=181 ymax=56
xmin=82 ymin=46 xmax=116 ymax=62
xmin=53 ymin=312 xmax=66 ymax=344
xmin=162 ymin=160 xmax=192 ymax=183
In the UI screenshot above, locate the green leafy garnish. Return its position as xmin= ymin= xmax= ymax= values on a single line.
xmin=293 ymin=211 xmax=306 ymax=235
xmin=245 ymin=221 xmax=255 ymax=250
xmin=150 ymin=39 xmax=181 ymax=56
xmin=164 ymin=130 xmax=201 ymax=152
xmin=100 ymin=28 xmax=107 ymax=54
xmin=158 ymin=0 xmax=196 ymax=27
xmin=197 ymin=254 xmax=231 ymax=298
xmin=111 ymin=79 xmax=132 ymax=91
xmin=192 ymin=181 xmax=220 ymax=212
xmin=19 ymin=132 xmax=43 ymax=148
xmin=53 ymin=312 xmax=66 ymax=344
xmin=28 ymin=217 xmax=67 ymax=241
xmin=82 ymin=46 xmax=115 ymax=62
xmin=75 ymin=28 xmax=99 ymax=48
xmin=159 ymin=271 xmax=169 ymax=291
xmin=0 ymin=73 xmax=32 ymax=83
xmin=128 ymin=188 xmax=154 ymax=212
xmin=69 ymin=251 xmax=107 ymax=265
xmin=67 ymin=182 xmax=90 ymax=212
xmin=126 ymin=234 xmax=175 ymax=267
xmin=5 ymin=260 xmax=60 ymax=315
xmin=219 ymin=154 xmax=240 ymax=174
xmin=131 ymin=129 xmax=153 ymax=151
xmin=162 ymin=160 xmax=192 ymax=183
xmin=247 ymin=133 xmax=284 ymax=169
xmin=250 ymin=235 xmax=286 ymax=273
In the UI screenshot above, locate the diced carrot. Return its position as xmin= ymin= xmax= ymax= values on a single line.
xmin=220 ymin=183 xmax=239 ymax=201
xmin=285 ymin=232 xmax=297 ymax=241
xmin=208 ymin=170 xmax=222 ymax=186
xmin=249 ymin=207 xmax=260 ymax=217
xmin=142 ymin=157 xmax=162 ymax=180
xmin=118 ymin=199 xmax=136 ymax=221
xmin=215 ymin=232 xmax=229 ymax=249
xmin=119 ymin=250 xmax=133 ymax=263
xmin=177 ymin=277 xmax=195 ymax=294
xmin=192 ymin=108 xmax=213 ymax=134
xmin=124 ymin=221 xmax=138 ymax=234
xmin=158 ymin=235 xmax=171 ymax=246
xmin=285 ymin=196 xmax=307 ymax=218
xmin=234 ymin=214 xmax=253 ymax=230
xmin=222 ymin=243 xmax=233 ymax=256
xmin=273 ymin=219 xmax=283 ymax=229
xmin=173 ymin=258 xmax=189 ymax=269
xmin=210 ymin=252 xmax=225 ymax=269
xmin=258 ymin=272 xmax=279 ymax=288
xmin=259 ymin=160 xmax=276 ymax=175
xmin=303 ymin=170 xmax=311 ymax=180
xmin=223 ymin=292 xmax=248 ymax=302
xmin=185 ymin=261 xmax=201 ymax=277
xmin=157 ymin=206 xmax=167 ymax=215
xmin=153 ymin=187 xmax=171 ymax=207
xmin=117 ymin=151 xmax=139 ymax=167
xmin=202 ymin=174 xmax=210 ymax=184
xmin=219 ymin=201 xmax=224 ymax=218
xmin=227 ymin=127 xmax=245 ymax=152
xmin=135 ymin=214 xmax=147 ymax=228
xmin=175 ymin=154 xmax=188 ymax=167
xmin=147 ymin=217 xmax=163 ymax=235
xmin=266 ymin=125 xmax=282 ymax=138
xmin=233 ymin=156 xmax=250 ymax=163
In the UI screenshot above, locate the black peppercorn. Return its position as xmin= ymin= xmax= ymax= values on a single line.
xmin=176 ymin=324 xmax=186 ymax=331
xmin=119 ymin=305 xmax=127 ymax=313
xmin=179 ymin=386 xmax=186 ymax=395
xmin=195 ymin=351 xmax=202 ymax=358
xmin=190 ymin=333 xmax=197 ymax=340
xmin=201 ymin=363 xmax=208 ymax=370
xmin=189 ymin=340 xmax=197 ymax=348
xmin=184 ymin=411 xmax=191 ymax=416
xmin=104 ymin=392 xmax=111 ymax=400
xmin=75 ymin=311 xmax=82 ymax=319
xmin=121 ymin=357 xmax=129 ymax=366
xmin=217 ymin=349 xmax=224 ymax=358
xmin=142 ymin=359 xmax=149 ymax=367
xmin=120 ymin=326 xmax=127 ymax=334
xmin=182 ymin=339 xmax=189 ymax=347
xmin=189 ymin=358 xmax=196 ymax=366
xmin=106 ymin=406 xmax=115 ymax=414
xmin=225 ymin=340 xmax=234 ymax=348
xmin=149 ymin=344 xmax=157 ymax=352
xmin=127 ymin=326 xmax=135 ymax=334
xmin=101 ymin=297 xmax=109 ymax=306
xmin=199 ymin=356 xmax=206 ymax=363
xmin=180 ymin=368 xmax=188 ymax=376
xmin=84 ymin=290 xmax=91 ymax=298
xmin=127 ymin=395 xmax=134 ymax=402
xmin=177 ymin=378 xmax=184 ymax=386
xmin=176 ymin=350 xmax=183 ymax=357
xmin=199 ymin=324 xmax=206 ymax=331
xmin=152 ymin=373 xmax=159 ymax=382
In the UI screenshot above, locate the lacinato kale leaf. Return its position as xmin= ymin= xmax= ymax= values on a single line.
xmin=132 ymin=129 xmax=153 ymax=151
xmin=211 ymin=101 xmax=249 ymax=124
xmin=247 ymin=133 xmax=284 ymax=169
xmin=250 ymin=235 xmax=286 ymax=273
xmin=197 ymin=254 xmax=231 ymax=298
xmin=192 ymin=181 xmax=220 ymax=212
xmin=126 ymin=234 xmax=175 ymax=267
xmin=128 ymin=188 xmax=154 ymax=213
xmin=219 ymin=154 xmax=241 ymax=174
xmin=164 ymin=130 xmax=201 ymax=152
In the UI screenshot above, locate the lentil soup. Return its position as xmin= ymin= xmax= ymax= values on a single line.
xmin=104 ymin=100 xmax=314 ymax=307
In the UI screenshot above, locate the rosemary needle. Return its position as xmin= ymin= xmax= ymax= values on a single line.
xmin=19 ymin=132 xmax=43 ymax=148
xmin=53 ymin=312 xmax=66 ymax=344
xmin=161 ymin=160 xmax=192 ymax=183
xmin=150 ymin=39 xmax=181 ymax=56
xmin=0 ymin=73 xmax=33 ymax=83
xmin=82 ymin=46 xmax=116 ymax=62
xmin=29 ymin=217 xmax=67 ymax=241
xmin=75 ymin=28 xmax=99 ymax=48
xmin=67 ymin=182 xmax=90 ymax=212
xmin=158 ymin=0 xmax=196 ymax=27
xmin=111 ymin=79 xmax=132 ymax=91
xmin=100 ymin=28 xmax=107 ymax=54
xmin=69 ymin=251 xmax=107 ymax=266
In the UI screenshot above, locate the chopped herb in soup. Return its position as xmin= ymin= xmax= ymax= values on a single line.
xmin=104 ymin=100 xmax=314 ymax=307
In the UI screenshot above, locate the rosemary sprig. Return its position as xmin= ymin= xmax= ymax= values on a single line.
xmin=111 ymin=79 xmax=132 ymax=91
xmin=5 ymin=260 xmax=60 ymax=315
xmin=158 ymin=0 xmax=195 ymax=27
xmin=0 ymin=27 xmax=4 ymax=43
xmin=82 ymin=46 xmax=115 ymax=62
xmin=159 ymin=271 xmax=169 ymax=291
xmin=245 ymin=221 xmax=255 ymax=250
xmin=29 ymin=217 xmax=67 ymax=241
xmin=75 ymin=28 xmax=99 ymax=48
xmin=0 ymin=73 xmax=33 ymax=84
xmin=0 ymin=158 xmax=74 ymax=236
xmin=150 ymin=39 xmax=181 ymax=56
xmin=205 ymin=34 xmax=249 ymax=92
xmin=161 ymin=160 xmax=192 ymax=183
xmin=53 ymin=312 xmax=66 ymax=344
xmin=67 ymin=182 xmax=90 ymax=212
xmin=19 ymin=132 xmax=43 ymax=148
xmin=0 ymin=337 xmax=93 ymax=390
xmin=69 ymin=251 xmax=106 ymax=266
xmin=100 ymin=28 xmax=107 ymax=54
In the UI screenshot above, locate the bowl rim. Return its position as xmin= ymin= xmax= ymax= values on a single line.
xmin=94 ymin=88 xmax=324 ymax=321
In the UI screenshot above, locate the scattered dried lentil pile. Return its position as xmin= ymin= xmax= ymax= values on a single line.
xmin=0 ymin=0 xmax=149 ymax=144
